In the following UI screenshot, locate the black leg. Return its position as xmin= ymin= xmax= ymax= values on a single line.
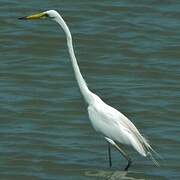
xmin=124 ymin=159 xmax=132 ymax=171
xmin=113 ymin=143 xmax=132 ymax=171
xmin=108 ymin=143 xmax=112 ymax=168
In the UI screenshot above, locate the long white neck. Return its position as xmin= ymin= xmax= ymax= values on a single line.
xmin=55 ymin=15 xmax=94 ymax=104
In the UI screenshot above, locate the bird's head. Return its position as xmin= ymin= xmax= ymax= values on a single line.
xmin=19 ymin=10 xmax=71 ymax=38
xmin=19 ymin=10 xmax=60 ymax=21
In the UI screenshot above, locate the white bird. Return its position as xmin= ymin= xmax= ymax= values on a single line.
xmin=19 ymin=10 xmax=158 ymax=170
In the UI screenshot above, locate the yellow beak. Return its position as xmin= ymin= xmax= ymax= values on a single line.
xmin=19 ymin=12 xmax=46 ymax=20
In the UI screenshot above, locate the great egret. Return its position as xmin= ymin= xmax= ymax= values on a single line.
xmin=19 ymin=10 xmax=158 ymax=170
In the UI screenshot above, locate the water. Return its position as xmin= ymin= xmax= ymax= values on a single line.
xmin=0 ymin=0 xmax=180 ymax=179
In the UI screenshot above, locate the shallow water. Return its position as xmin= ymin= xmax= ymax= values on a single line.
xmin=0 ymin=0 xmax=180 ymax=179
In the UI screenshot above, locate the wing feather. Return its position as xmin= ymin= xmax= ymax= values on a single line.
xmin=88 ymin=96 xmax=158 ymax=165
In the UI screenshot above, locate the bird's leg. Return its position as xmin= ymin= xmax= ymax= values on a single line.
xmin=108 ymin=142 xmax=112 ymax=168
xmin=113 ymin=143 xmax=132 ymax=171
xmin=105 ymin=137 xmax=131 ymax=170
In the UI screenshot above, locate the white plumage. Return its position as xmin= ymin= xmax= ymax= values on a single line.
xmin=20 ymin=10 xmax=158 ymax=170
xmin=88 ymin=93 xmax=150 ymax=157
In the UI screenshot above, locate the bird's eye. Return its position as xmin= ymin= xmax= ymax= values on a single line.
xmin=44 ymin=13 xmax=54 ymax=19
xmin=44 ymin=13 xmax=49 ymax=18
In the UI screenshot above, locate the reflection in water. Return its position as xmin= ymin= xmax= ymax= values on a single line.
xmin=85 ymin=170 xmax=145 ymax=180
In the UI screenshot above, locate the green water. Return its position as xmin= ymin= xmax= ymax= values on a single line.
xmin=0 ymin=1 xmax=180 ymax=179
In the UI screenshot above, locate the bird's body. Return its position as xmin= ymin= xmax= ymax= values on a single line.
xmin=19 ymin=10 xmax=158 ymax=170
xmin=88 ymin=93 xmax=148 ymax=156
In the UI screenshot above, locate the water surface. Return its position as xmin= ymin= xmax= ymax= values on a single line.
xmin=0 ymin=0 xmax=180 ymax=179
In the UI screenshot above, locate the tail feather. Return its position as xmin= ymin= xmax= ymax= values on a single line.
xmin=138 ymin=135 xmax=160 ymax=166
xmin=128 ymin=130 xmax=160 ymax=166
xmin=147 ymin=151 xmax=160 ymax=167
xmin=128 ymin=133 xmax=146 ymax=156
xmin=120 ymin=115 xmax=160 ymax=166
